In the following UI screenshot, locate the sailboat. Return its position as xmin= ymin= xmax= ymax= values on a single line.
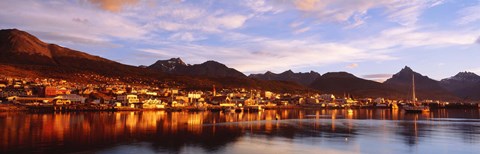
xmin=404 ymin=74 xmax=430 ymax=113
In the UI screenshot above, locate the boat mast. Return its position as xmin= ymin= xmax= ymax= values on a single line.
xmin=412 ymin=74 xmax=416 ymax=105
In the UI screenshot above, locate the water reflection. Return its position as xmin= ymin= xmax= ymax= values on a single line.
xmin=0 ymin=109 xmax=479 ymax=154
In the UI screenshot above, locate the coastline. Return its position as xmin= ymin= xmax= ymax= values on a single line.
xmin=1 ymin=103 xmax=478 ymax=112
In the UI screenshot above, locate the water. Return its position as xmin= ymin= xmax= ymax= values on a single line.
xmin=1 ymin=109 xmax=480 ymax=154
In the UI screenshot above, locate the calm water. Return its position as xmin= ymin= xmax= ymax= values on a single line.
xmin=1 ymin=109 xmax=480 ymax=154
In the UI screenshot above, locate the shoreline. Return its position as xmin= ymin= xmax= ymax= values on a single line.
xmin=1 ymin=104 xmax=478 ymax=112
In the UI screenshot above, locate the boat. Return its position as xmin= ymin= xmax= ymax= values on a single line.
xmin=222 ymin=106 xmax=236 ymax=113
xmin=391 ymin=103 xmax=398 ymax=109
xmin=245 ymin=105 xmax=264 ymax=112
xmin=375 ymin=103 xmax=389 ymax=108
xmin=404 ymin=74 xmax=430 ymax=113
xmin=235 ymin=107 xmax=243 ymax=112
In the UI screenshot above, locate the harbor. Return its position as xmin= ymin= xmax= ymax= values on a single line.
xmin=1 ymin=109 xmax=480 ymax=154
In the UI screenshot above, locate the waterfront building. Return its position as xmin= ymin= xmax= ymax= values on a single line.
xmin=117 ymin=94 xmax=140 ymax=107
xmin=44 ymin=86 xmax=57 ymax=97
xmin=54 ymin=94 xmax=86 ymax=104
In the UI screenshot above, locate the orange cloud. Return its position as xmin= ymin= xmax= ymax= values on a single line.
xmin=88 ymin=0 xmax=139 ymax=12
xmin=345 ymin=63 xmax=358 ymax=69
xmin=294 ymin=0 xmax=320 ymax=11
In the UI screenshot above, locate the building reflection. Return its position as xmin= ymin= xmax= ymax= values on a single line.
xmin=0 ymin=109 xmax=479 ymax=153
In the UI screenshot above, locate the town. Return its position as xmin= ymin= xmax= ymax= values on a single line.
xmin=1 ymin=76 xmax=479 ymax=112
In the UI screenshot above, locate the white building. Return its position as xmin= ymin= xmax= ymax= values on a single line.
xmin=264 ymin=91 xmax=273 ymax=99
xmin=117 ymin=94 xmax=140 ymax=106
xmin=143 ymin=98 xmax=165 ymax=109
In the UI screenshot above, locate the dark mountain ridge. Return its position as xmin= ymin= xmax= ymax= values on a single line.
xmin=309 ymin=72 xmax=404 ymax=98
xmin=0 ymin=29 xmax=161 ymax=78
xmin=384 ymin=66 xmax=458 ymax=101
xmin=147 ymin=58 xmax=187 ymax=72
xmin=440 ymin=72 xmax=480 ymax=100
xmin=249 ymin=70 xmax=321 ymax=86
xmin=148 ymin=59 xmax=246 ymax=78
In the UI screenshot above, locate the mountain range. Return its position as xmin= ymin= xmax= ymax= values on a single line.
xmin=148 ymin=58 xmax=245 ymax=78
xmin=383 ymin=66 xmax=459 ymax=100
xmin=440 ymin=72 xmax=480 ymax=100
xmin=0 ymin=28 xmax=479 ymax=100
xmin=249 ymin=70 xmax=320 ymax=86
xmin=309 ymin=72 xmax=402 ymax=99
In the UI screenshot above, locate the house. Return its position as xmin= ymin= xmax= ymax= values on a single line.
xmin=117 ymin=94 xmax=142 ymax=108
xmin=171 ymin=99 xmax=187 ymax=107
xmin=90 ymin=92 xmax=113 ymax=104
xmin=55 ymin=94 xmax=86 ymax=104
xmin=142 ymin=97 xmax=166 ymax=109
xmin=0 ymin=88 xmax=28 ymax=98
xmin=56 ymin=87 xmax=71 ymax=95
xmin=263 ymin=91 xmax=274 ymax=99
xmin=44 ymin=86 xmax=57 ymax=96
xmin=210 ymin=96 xmax=230 ymax=105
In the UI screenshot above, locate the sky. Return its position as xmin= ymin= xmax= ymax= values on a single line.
xmin=1 ymin=0 xmax=480 ymax=82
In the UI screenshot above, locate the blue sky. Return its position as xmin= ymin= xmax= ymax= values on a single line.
xmin=1 ymin=0 xmax=480 ymax=81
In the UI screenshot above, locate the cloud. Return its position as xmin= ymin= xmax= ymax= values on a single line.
xmin=284 ymin=0 xmax=443 ymax=26
xmin=87 ymin=0 xmax=139 ymax=12
xmin=349 ymin=26 xmax=479 ymax=50
xmin=345 ymin=63 xmax=359 ymax=69
xmin=457 ymin=3 xmax=480 ymax=25
xmin=345 ymin=14 xmax=368 ymax=29
xmin=362 ymin=74 xmax=393 ymax=82
xmin=293 ymin=0 xmax=319 ymax=11
xmin=31 ymin=31 xmax=115 ymax=47
xmin=293 ymin=27 xmax=311 ymax=34
xmin=476 ymin=36 xmax=480 ymax=44
xmin=0 ymin=0 xmax=147 ymax=46
xmin=150 ymin=14 xmax=248 ymax=33
xmin=214 ymin=15 xmax=248 ymax=29
xmin=2 ymin=0 xmax=477 ymax=76
xmin=139 ymin=33 xmax=395 ymax=73
xmin=289 ymin=21 xmax=304 ymax=28
xmin=362 ymin=74 xmax=393 ymax=79
xmin=145 ymin=3 xmax=249 ymax=33
xmin=72 ymin=18 xmax=89 ymax=24
xmin=168 ymin=32 xmax=205 ymax=42
xmin=244 ymin=0 xmax=278 ymax=14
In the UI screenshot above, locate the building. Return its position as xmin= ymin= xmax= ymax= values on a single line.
xmin=264 ymin=91 xmax=273 ymax=99
xmin=56 ymin=87 xmax=71 ymax=95
xmin=0 ymin=88 xmax=28 ymax=98
xmin=44 ymin=86 xmax=57 ymax=97
xmin=117 ymin=94 xmax=141 ymax=107
xmin=54 ymin=99 xmax=72 ymax=105
xmin=142 ymin=97 xmax=165 ymax=109
xmin=210 ymin=96 xmax=230 ymax=105
xmin=55 ymin=94 xmax=86 ymax=104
